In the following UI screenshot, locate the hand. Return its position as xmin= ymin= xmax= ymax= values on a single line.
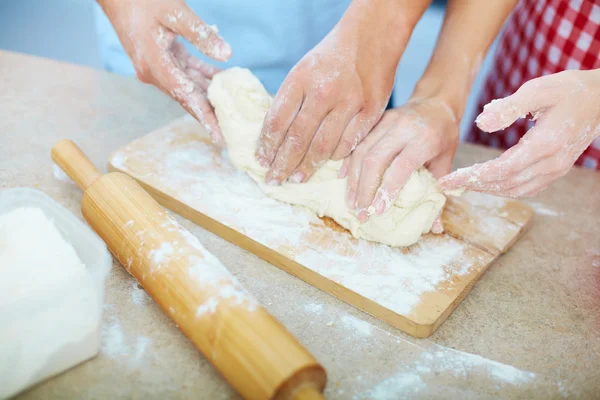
xmin=97 ymin=0 xmax=231 ymax=145
xmin=255 ymin=0 xmax=412 ymax=185
xmin=439 ymin=69 xmax=600 ymax=198
xmin=342 ymin=98 xmax=459 ymax=225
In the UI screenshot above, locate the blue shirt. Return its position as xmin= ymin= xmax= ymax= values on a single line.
xmin=94 ymin=0 xmax=350 ymax=94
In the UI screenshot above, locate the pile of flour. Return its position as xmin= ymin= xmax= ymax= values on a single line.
xmin=0 ymin=207 xmax=99 ymax=398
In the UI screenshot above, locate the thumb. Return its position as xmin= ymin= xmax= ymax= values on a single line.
xmin=475 ymin=77 xmax=556 ymax=133
xmin=161 ymin=5 xmax=232 ymax=62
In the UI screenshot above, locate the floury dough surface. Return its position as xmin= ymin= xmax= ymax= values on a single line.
xmin=207 ymin=68 xmax=446 ymax=247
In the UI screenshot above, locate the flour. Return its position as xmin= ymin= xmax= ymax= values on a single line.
xmin=0 ymin=207 xmax=86 ymax=303
xmin=364 ymin=346 xmax=538 ymax=400
xmin=341 ymin=315 xmax=373 ymax=337
xmin=0 ymin=207 xmax=100 ymax=399
xmin=130 ymin=211 xmax=258 ymax=317
xmin=525 ymin=201 xmax=561 ymax=217
xmin=110 ymin=118 xmax=479 ymax=318
xmin=52 ymin=163 xmax=73 ymax=183
xmin=101 ymin=311 xmax=152 ymax=366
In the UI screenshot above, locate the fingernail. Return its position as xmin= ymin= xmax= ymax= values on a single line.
xmin=347 ymin=191 xmax=356 ymax=208
xmin=187 ymin=69 xmax=201 ymax=79
xmin=373 ymin=198 xmax=385 ymax=214
xmin=257 ymin=157 xmax=270 ymax=168
xmin=338 ymin=164 xmax=348 ymax=179
xmin=289 ymin=171 xmax=305 ymax=183
xmin=475 ymin=111 xmax=491 ymax=125
xmin=358 ymin=209 xmax=369 ymax=222
xmin=215 ymin=42 xmax=232 ymax=60
xmin=266 ymin=179 xmax=280 ymax=186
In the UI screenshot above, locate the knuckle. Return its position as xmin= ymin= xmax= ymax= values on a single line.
xmin=314 ymin=83 xmax=333 ymax=101
xmin=362 ymin=154 xmax=379 ymax=169
xmin=314 ymin=137 xmax=330 ymax=156
xmin=266 ymin=113 xmax=285 ymax=134
xmin=286 ymin=134 xmax=308 ymax=153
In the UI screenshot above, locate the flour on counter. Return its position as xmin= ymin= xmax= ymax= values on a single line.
xmin=52 ymin=163 xmax=73 ymax=183
xmin=341 ymin=315 xmax=373 ymax=337
xmin=363 ymin=346 xmax=538 ymax=400
xmin=525 ymin=201 xmax=561 ymax=217
xmin=101 ymin=312 xmax=152 ymax=366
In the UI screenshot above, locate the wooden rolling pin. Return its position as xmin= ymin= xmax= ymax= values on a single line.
xmin=52 ymin=140 xmax=326 ymax=400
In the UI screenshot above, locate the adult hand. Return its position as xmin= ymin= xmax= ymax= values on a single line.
xmin=97 ymin=0 xmax=231 ymax=145
xmin=256 ymin=0 xmax=419 ymax=185
xmin=439 ymin=69 xmax=600 ymax=198
xmin=341 ymin=98 xmax=459 ymax=226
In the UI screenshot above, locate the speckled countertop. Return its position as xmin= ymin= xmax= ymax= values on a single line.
xmin=2 ymin=50 xmax=600 ymax=399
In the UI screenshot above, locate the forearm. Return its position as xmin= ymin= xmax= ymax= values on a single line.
xmin=412 ymin=0 xmax=518 ymax=119
xmin=340 ymin=0 xmax=433 ymax=64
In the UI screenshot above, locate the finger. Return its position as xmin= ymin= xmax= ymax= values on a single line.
xmin=426 ymin=151 xmax=454 ymax=180
xmin=431 ymin=215 xmax=444 ymax=234
xmin=438 ymin=126 xmax=545 ymax=191
xmin=149 ymin=27 xmax=223 ymax=145
xmin=331 ymin=110 xmax=381 ymax=160
xmin=256 ymin=82 xmax=303 ymax=168
xmin=369 ymin=143 xmax=428 ymax=217
xmin=339 ymin=157 xmax=350 ymax=179
xmin=265 ymin=101 xmax=329 ymax=184
xmin=475 ymin=78 xmax=557 ymax=132
xmin=172 ymin=41 xmax=221 ymax=82
xmin=355 ymin=136 xmax=406 ymax=211
xmin=186 ymin=68 xmax=211 ymax=91
xmin=345 ymin=117 xmax=392 ymax=208
xmin=187 ymin=57 xmax=221 ymax=78
xmin=161 ymin=5 xmax=231 ymax=61
xmin=290 ymin=108 xmax=353 ymax=183
xmin=486 ymin=150 xmax=570 ymax=193
xmin=494 ymin=173 xmax=559 ymax=198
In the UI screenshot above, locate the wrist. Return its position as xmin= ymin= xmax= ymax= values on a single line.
xmin=410 ymin=78 xmax=467 ymax=123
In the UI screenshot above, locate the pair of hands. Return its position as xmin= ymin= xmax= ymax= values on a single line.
xmin=351 ymin=69 xmax=600 ymax=221
xmin=99 ymin=0 xmax=404 ymax=182
xmin=324 ymin=68 xmax=600 ymax=224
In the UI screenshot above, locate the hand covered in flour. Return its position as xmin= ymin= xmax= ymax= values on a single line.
xmin=256 ymin=0 xmax=415 ymax=185
xmin=341 ymin=97 xmax=459 ymax=229
xmin=97 ymin=0 xmax=231 ymax=144
xmin=439 ymin=69 xmax=600 ymax=198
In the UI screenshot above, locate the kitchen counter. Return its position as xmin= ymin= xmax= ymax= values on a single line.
xmin=2 ymin=50 xmax=599 ymax=399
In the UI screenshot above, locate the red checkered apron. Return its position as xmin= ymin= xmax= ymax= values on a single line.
xmin=467 ymin=0 xmax=600 ymax=170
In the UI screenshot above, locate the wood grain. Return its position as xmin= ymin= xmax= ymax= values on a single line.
xmin=53 ymin=140 xmax=326 ymax=400
xmin=109 ymin=117 xmax=533 ymax=338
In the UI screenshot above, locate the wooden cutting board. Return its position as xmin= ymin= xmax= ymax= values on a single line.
xmin=109 ymin=116 xmax=533 ymax=338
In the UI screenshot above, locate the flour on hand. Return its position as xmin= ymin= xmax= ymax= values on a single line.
xmin=207 ymin=68 xmax=446 ymax=247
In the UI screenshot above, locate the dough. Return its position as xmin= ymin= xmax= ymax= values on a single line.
xmin=207 ymin=68 xmax=446 ymax=247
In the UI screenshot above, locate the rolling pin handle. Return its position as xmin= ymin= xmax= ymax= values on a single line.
xmin=51 ymin=139 xmax=103 ymax=191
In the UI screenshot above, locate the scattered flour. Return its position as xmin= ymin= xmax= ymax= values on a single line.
xmin=341 ymin=315 xmax=372 ymax=337
xmin=364 ymin=346 xmax=538 ymax=400
xmin=110 ymin=118 xmax=480 ymax=318
xmin=130 ymin=212 xmax=258 ymax=318
xmin=526 ymin=201 xmax=561 ymax=217
xmin=101 ymin=313 xmax=151 ymax=366
xmin=303 ymin=303 xmax=324 ymax=314
xmin=130 ymin=281 xmax=150 ymax=307
xmin=52 ymin=163 xmax=73 ymax=183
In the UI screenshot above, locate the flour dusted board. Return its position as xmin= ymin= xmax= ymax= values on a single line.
xmin=109 ymin=117 xmax=533 ymax=338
